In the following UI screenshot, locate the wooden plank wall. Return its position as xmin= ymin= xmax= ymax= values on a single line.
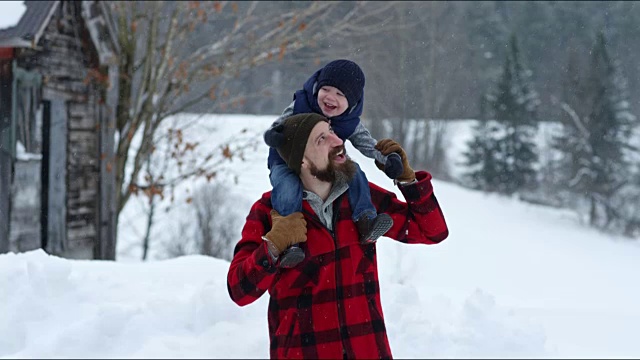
xmin=45 ymin=99 xmax=68 ymax=255
xmin=9 ymin=159 xmax=41 ymax=252
xmin=18 ymin=1 xmax=102 ymax=259
xmin=0 ymin=60 xmax=12 ymax=253
xmin=0 ymin=152 xmax=10 ymax=253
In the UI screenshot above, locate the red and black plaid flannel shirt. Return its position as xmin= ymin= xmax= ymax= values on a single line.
xmin=227 ymin=171 xmax=449 ymax=359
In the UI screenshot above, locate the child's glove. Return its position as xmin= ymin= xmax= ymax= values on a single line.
xmin=375 ymin=139 xmax=416 ymax=182
xmin=264 ymin=124 xmax=285 ymax=148
xmin=383 ymin=152 xmax=404 ymax=179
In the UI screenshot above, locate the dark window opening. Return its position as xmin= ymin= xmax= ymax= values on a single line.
xmin=41 ymin=100 xmax=51 ymax=250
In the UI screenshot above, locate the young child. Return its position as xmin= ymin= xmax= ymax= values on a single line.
xmin=264 ymin=59 xmax=403 ymax=268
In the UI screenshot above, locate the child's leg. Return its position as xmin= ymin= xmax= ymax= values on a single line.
xmin=269 ymin=163 xmax=303 ymax=216
xmin=348 ymin=163 xmax=393 ymax=244
xmin=269 ymin=163 xmax=305 ymax=268
xmin=347 ymin=162 xmax=377 ymax=222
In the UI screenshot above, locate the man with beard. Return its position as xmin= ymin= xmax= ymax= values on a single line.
xmin=227 ymin=113 xmax=449 ymax=359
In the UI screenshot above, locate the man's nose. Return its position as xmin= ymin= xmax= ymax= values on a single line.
xmin=329 ymin=132 xmax=343 ymax=146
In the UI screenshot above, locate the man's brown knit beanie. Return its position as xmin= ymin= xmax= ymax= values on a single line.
xmin=276 ymin=113 xmax=328 ymax=175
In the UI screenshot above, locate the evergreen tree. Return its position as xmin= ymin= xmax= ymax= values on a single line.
xmin=464 ymin=33 xmax=540 ymax=195
xmin=552 ymin=31 xmax=637 ymax=227
xmin=499 ymin=34 xmax=540 ymax=195
xmin=461 ymin=120 xmax=502 ymax=192
xmin=586 ymin=31 xmax=636 ymax=226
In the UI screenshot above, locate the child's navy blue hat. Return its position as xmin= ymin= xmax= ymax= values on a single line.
xmin=316 ymin=59 xmax=365 ymax=108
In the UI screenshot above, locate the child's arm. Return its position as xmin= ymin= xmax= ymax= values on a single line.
xmin=349 ymin=123 xmax=404 ymax=179
xmin=348 ymin=122 xmax=387 ymax=163
xmin=265 ymin=101 xmax=295 ymax=132
xmin=264 ymin=101 xmax=295 ymax=148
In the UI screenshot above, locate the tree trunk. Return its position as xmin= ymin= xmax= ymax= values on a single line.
xmin=589 ymin=196 xmax=597 ymax=226
xmin=142 ymin=197 xmax=155 ymax=261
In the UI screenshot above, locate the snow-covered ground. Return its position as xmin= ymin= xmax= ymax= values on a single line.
xmin=2 ymin=114 xmax=640 ymax=358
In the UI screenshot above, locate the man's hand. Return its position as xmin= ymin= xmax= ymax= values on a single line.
xmin=264 ymin=210 xmax=307 ymax=256
xmin=375 ymin=139 xmax=416 ymax=183
xmin=264 ymin=124 xmax=285 ymax=148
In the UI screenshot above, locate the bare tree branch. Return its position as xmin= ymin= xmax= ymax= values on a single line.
xmin=108 ymin=1 xmax=400 ymax=255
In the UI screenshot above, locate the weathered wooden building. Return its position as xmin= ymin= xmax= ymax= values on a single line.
xmin=0 ymin=1 xmax=119 ymax=259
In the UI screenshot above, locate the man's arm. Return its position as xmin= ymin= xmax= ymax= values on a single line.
xmin=370 ymin=171 xmax=449 ymax=244
xmin=227 ymin=198 xmax=308 ymax=306
xmin=371 ymin=138 xmax=449 ymax=244
xmin=226 ymin=198 xmax=279 ymax=307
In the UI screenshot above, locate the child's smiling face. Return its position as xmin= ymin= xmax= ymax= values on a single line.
xmin=317 ymin=85 xmax=349 ymax=118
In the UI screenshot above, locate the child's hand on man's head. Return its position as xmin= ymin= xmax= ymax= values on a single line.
xmin=264 ymin=124 xmax=285 ymax=148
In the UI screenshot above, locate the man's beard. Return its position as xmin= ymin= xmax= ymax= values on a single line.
xmin=308 ymin=145 xmax=357 ymax=183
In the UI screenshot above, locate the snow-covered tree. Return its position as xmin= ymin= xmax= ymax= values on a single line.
xmin=106 ymin=1 xmax=397 ymax=260
xmin=552 ymin=31 xmax=637 ymax=228
xmin=461 ymin=120 xmax=502 ymax=192
xmin=489 ymin=34 xmax=540 ymax=124
xmin=465 ymin=33 xmax=540 ymax=195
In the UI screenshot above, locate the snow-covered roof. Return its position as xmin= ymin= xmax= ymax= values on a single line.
xmin=0 ymin=1 xmax=56 ymax=48
xmin=0 ymin=1 xmax=118 ymax=63
xmin=0 ymin=1 xmax=27 ymax=30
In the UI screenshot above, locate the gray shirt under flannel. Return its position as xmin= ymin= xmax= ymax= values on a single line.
xmin=302 ymin=174 xmax=350 ymax=231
